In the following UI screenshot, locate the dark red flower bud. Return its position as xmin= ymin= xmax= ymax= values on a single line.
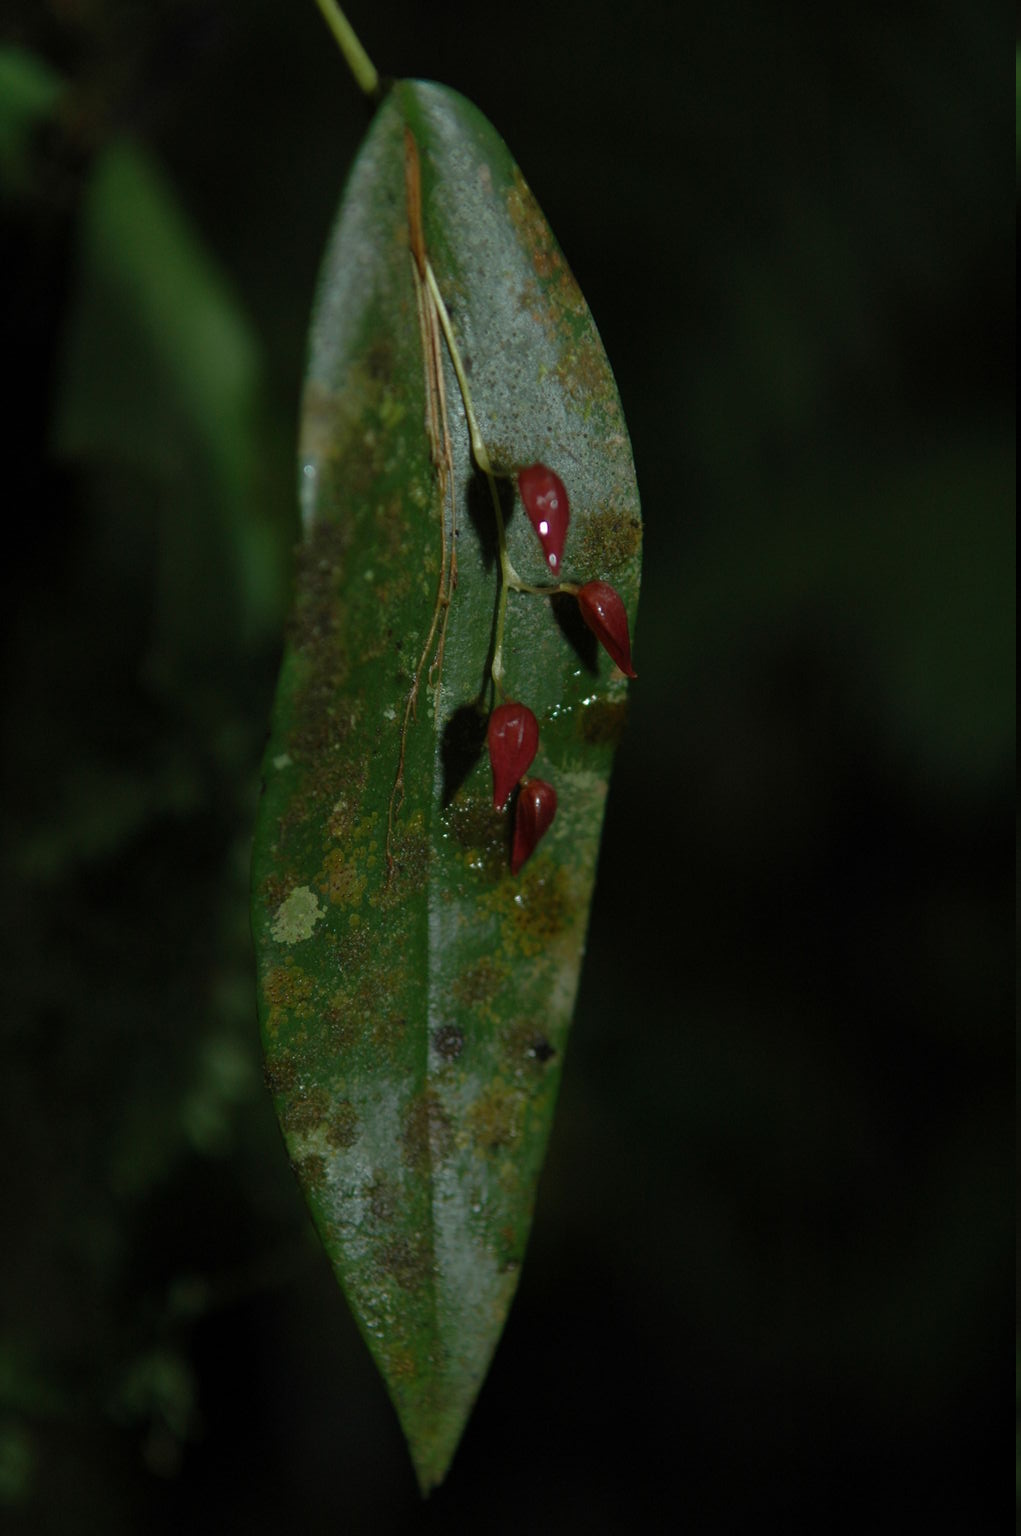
xmin=511 ymin=778 xmax=557 ymax=874
xmin=517 ymin=464 xmax=569 ymax=573
xmin=487 ymin=701 xmax=539 ymax=809
xmin=577 ymin=580 xmax=637 ymax=678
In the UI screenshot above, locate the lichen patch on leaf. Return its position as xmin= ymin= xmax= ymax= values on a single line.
xmin=574 ymin=505 xmax=643 ymax=573
xmin=270 ymin=885 xmax=324 ymax=944
xmin=319 ymin=847 xmax=367 ymax=907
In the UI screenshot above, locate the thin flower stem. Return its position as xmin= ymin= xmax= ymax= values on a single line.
xmin=425 ymin=262 xmax=515 ymax=685
xmin=313 ymin=0 xmax=379 ymax=98
xmin=513 ymin=578 xmax=579 ymax=597
xmin=424 ymin=262 xmax=577 ymax=685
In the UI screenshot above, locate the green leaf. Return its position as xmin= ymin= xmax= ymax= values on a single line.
xmin=0 ymin=47 xmax=64 ymax=197
xmin=251 ymin=79 xmax=641 ymax=1492
xmin=54 ymin=139 xmax=287 ymax=662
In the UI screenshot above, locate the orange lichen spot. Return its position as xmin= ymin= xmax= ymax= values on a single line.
xmin=380 ymin=1234 xmax=429 ymax=1292
xmin=319 ymin=847 xmax=366 ymax=907
xmin=262 ymin=1053 xmax=299 ymax=1097
xmin=263 ymin=964 xmax=316 ymax=1011
xmin=452 ymin=956 xmax=508 ymax=1011
xmin=326 ymin=1099 xmax=360 ymax=1150
xmin=400 ymin=1089 xmax=454 ymax=1174
xmin=574 ymin=507 xmax=642 ymax=573
xmin=280 ymin=1084 xmax=329 ymax=1136
xmin=292 ymin=1152 xmax=327 ymax=1193
xmin=467 ymin=1082 xmax=524 ymax=1154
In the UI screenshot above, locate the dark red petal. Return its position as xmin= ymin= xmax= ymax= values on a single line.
xmin=511 ymin=778 xmax=558 ymax=874
xmin=487 ymin=701 xmax=540 ymax=808
xmin=577 ymin=581 xmax=637 ymax=678
xmin=517 ymin=464 xmax=570 ymax=573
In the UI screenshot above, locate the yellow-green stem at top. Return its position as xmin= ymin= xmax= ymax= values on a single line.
xmin=314 ymin=0 xmax=379 ymax=98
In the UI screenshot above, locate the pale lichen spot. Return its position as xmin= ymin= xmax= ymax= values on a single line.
xmin=271 ymin=885 xmax=324 ymax=944
xmin=327 ymin=797 xmax=356 ymax=841
xmin=272 ymin=752 xmax=293 ymax=770
xmin=379 ymin=393 xmax=405 ymax=429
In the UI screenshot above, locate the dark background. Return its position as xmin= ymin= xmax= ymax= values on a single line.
xmin=0 ymin=2 xmax=1011 ymax=1531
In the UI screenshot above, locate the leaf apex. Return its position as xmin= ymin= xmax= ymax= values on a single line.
xmin=398 ymin=1399 xmax=472 ymax=1497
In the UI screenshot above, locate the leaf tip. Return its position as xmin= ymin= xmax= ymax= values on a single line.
xmin=401 ymin=1405 xmax=471 ymax=1498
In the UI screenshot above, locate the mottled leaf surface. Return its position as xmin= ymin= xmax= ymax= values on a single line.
xmin=251 ymin=79 xmax=640 ymax=1491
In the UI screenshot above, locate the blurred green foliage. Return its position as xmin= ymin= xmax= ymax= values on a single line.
xmin=0 ymin=2 xmax=1009 ymax=1530
xmin=54 ymin=137 xmax=287 ymax=661
xmin=0 ymin=47 xmax=64 ymax=196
